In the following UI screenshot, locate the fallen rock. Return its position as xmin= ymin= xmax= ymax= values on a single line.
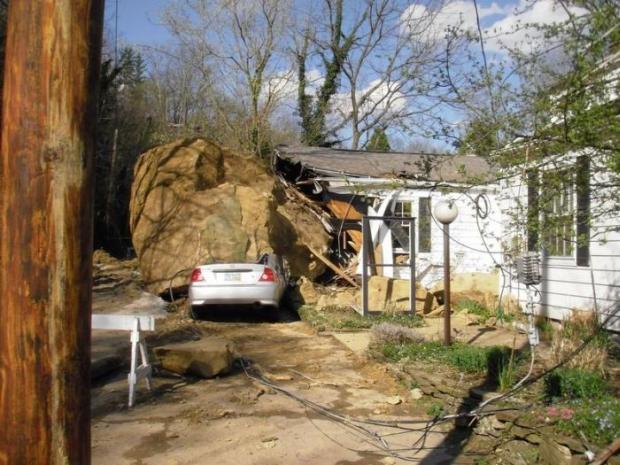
xmin=499 ymin=439 xmax=538 ymax=465
xmin=154 ymin=336 xmax=235 ymax=378
xmin=539 ymin=439 xmax=572 ymax=465
xmin=316 ymin=288 xmax=358 ymax=310
xmin=298 ymin=277 xmax=319 ymax=305
xmin=410 ymin=388 xmax=423 ymax=400
xmin=386 ymin=395 xmax=402 ymax=405
xmin=129 ymin=138 xmax=330 ymax=294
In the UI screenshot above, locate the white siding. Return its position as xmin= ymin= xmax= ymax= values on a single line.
xmin=498 ymin=157 xmax=620 ymax=331
xmin=372 ymin=188 xmax=503 ymax=287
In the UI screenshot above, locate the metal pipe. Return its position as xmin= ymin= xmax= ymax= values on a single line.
xmin=362 ymin=217 xmax=370 ymax=317
xmin=409 ymin=218 xmax=416 ymax=317
xmin=0 ymin=1 xmax=104 ymax=464
xmin=443 ymin=224 xmax=452 ymax=345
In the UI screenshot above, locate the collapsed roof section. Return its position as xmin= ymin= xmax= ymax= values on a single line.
xmin=274 ymin=145 xmax=496 ymax=187
xmin=273 ymin=146 xmax=498 ymax=285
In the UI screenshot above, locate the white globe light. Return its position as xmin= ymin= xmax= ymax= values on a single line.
xmin=433 ymin=200 xmax=459 ymax=224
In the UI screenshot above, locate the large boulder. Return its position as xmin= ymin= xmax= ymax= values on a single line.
xmin=129 ymin=138 xmax=330 ymax=294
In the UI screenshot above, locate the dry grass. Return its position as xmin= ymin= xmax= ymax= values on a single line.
xmin=371 ymin=322 xmax=425 ymax=345
xmin=551 ymin=311 xmax=608 ymax=374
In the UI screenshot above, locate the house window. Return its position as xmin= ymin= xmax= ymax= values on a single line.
xmin=391 ymin=201 xmax=412 ymax=252
xmin=543 ymin=172 xmax=574 ymax=257
xmin=418 ymin=197 xmax=431 ymax=253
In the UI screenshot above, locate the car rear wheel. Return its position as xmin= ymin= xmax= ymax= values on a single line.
xmin=187 ymin=302 xmax=200 ymax=320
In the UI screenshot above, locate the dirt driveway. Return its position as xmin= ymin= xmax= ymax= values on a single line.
xmin=91 ymin=311 xmax=462 ymax=465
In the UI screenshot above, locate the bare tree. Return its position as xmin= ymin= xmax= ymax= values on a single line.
xmin=337 ymin=0 xmax=445 ymax=149
xmin=295 ymin=0 xmax=367 ymax=146
xmin=161 ymin=0 xmax=292 ymax=156
xmin=294 ymin=0 xmax=446 ymax=149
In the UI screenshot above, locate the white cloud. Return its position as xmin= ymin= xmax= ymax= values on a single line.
xmin=401 ymin=0 xmax=586 ymax=54
xmin=260 ymin=68 xmax=325 ymax=107
xmin=484 ymin=0 xmax=587 ymax=53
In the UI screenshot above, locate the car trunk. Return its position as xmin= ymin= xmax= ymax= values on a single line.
xmin=194 ymin=263 xmax=268 ymax=286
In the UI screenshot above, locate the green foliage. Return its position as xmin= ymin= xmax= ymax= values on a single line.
xmin=95 ymin=46 xmax=155 ymax=255
xmin=535 ymin=316 xmax=555 ymax=342
xmin=455 ymin=299 xmax=493 ymax=322
xmin=556 ymin=397 xmax=620 ymax=446
xmin=497 ymin=347 xmax=517 ymax=392
xmin=366 ymin=127 xmax=391 ymax=152
xmin=457 ymin=116 xmax=500 ymax=158
xmin=455 ymin=299 xmax=514 ymax=324
xmin=544 ymin=368 xmax=608 ymax=401
xmin=426 ymin=402 xmax=444 ymax=418
xmin=382 ymin=341 xmax=513 ymax=380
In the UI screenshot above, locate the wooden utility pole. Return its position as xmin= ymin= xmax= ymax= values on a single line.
xmin=0 ymin=2 xmax=104 ymax=465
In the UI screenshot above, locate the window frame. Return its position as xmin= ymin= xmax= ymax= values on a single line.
xmin=391 ymin=197 xmax=432 ymax=255
xmin=531 ymin=157 xmax=590 ymax=266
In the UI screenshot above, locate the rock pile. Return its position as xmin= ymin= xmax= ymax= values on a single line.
xmin=129 ymin=138 xmax=330 ymax=294
xmin=298 ymin=275 xmax=438 ymax=313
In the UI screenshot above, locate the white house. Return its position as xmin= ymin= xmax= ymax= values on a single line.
xmin=276 ymin=145 xmax=619 ymax=329
xmin=275 ymin=146 xmax=504 ymax=290
xmin=497 ymin=150 xmax=620 ymax=330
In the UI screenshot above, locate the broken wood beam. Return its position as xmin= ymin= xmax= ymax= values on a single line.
xmin=306 ymin=245 xmax=360 ymax=288
xmin=591 ymin=437 xmax=620 ymax=465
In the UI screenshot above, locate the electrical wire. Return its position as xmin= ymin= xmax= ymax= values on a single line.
xmin=238 ymin=358 xmax=537 ymax=461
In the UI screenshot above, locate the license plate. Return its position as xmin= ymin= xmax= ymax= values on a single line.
xmin=223 ymin=272 xmax=241 ymax=282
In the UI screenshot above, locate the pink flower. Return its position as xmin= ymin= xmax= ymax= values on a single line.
xmin=560 ymin=408 xmax=573 ymax=420
xmin=546 ymin=406 xmax=559 ymax=416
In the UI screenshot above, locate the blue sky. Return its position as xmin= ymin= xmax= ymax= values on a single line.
xmin=105 ymin=0 xmax=171 ymax=48
xmin=104 ymin=0 xmax=578 ymax=149
xmin=107 ymin=0 xmax=527 ymax=48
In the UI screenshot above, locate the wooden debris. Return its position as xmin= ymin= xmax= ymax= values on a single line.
xmin=306 ymin=245 xmax=359 ymax=288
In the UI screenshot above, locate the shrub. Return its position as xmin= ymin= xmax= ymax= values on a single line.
xmin=551 ymin=312 xmax=609 ymax=373
xmin=544 ymin=368 xmax=608 ymax=401
xmin=371 ymin=322 xmax=425 ymax=345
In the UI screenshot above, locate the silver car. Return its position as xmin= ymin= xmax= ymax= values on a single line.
xmin=187 ymin=254 xmax=287 ymax=318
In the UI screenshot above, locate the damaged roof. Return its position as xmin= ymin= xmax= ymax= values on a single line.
xmin=275 ymin=146 xmax=495 ymax=184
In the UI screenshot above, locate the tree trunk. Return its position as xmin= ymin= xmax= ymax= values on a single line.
xmin=0 ymin=1 xmax=104 ymax=464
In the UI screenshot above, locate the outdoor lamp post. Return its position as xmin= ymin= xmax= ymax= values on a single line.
xmin=433 ymin=200 xmax=459 ymax=345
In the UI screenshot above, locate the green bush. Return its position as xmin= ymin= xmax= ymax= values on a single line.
xmin=445 ymin=345 xmax=494 ymax=373
xmin=544 ymin=368 xmax=608 ymax=400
